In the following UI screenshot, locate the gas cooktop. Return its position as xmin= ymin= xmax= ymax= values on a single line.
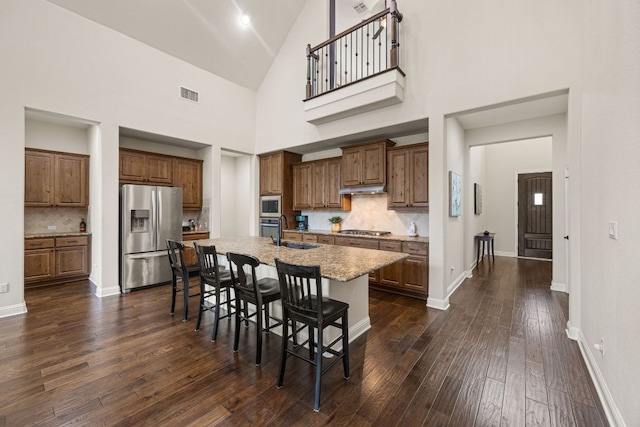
xmin=338 ymin=230 xmax=391 ymax=236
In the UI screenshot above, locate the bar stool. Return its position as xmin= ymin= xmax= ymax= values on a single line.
xmin=167 ymin=239 xmax=200 ymax=321
xmin=193 ymin=243 xmax=235 ymax=341
xmin=226 ymin=252 xmax=282 ymax=365
xmin=274 ymin=258 xmax=350 ymax=412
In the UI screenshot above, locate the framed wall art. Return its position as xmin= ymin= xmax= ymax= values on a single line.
xmin=449 ymin=171 xmax=461 ymax=217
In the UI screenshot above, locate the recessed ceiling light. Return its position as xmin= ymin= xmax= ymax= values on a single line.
xmin=240 ymin=14 xmax=251 ymax=26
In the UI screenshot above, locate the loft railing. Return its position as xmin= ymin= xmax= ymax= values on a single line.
xmin=305 ymin=0 xmax=404 ymax=100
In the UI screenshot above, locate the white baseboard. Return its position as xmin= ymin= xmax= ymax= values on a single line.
xmin=91 ymin=279 xmax=122 ymax=298
xmin=447 ymin=272 xmax=466 ymax=298
xmin=426 ymin=296 xmax=450 ymax=311
xmin=550 ymin=280 xmax=568 ymax=293
xmin=574 ymin=328 xmax=626 ymax=426
xmin=0 ymin=301 xmax=28 ymax=318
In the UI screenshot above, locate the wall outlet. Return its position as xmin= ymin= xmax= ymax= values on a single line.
xmin=0 ymin=282 xmax=8 ymax=293
xmin=608 ymin=221 xmax=618 ymax=239
xmin=48 ymin=225 xmax=57 ymax=231
xmin=593 ymin=337 xmax=605 ymax=356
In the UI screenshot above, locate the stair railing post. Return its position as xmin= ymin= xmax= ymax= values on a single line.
xmin=306 ymin=44 xmax=313 ymax=99
xmin=389 ymin=0 xmax=403 ymax=68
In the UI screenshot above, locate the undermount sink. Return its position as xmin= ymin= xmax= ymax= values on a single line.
xmin=278 ymin=241 xmax=318 ymax=250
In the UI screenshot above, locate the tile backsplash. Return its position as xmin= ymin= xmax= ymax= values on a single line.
xmin=25 ymin=207 xmax=89 ymax=234
xmin=302 ymin=193 xmax=429 ymax=237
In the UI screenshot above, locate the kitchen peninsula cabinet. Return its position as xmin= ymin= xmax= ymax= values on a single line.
xmin=387 ymin=143 xmax=429 ymax=209
xmin=25 ymin=234 xmax=91 ymax=287
xmin=25 ymin=149 xmax=89 ymax=208
xmin=119 ymin=148 xmax=173 ymax=185
xmin=173 ymin=158 xmax=203 ymax=209
xmin=341 ymin=139 xmax=395 ymax=188
xmin=182 ymin=231 xmax=210 ymax=266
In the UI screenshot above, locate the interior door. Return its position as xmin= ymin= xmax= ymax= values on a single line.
xmin=518 ymin=172 xmax=552 ymax=258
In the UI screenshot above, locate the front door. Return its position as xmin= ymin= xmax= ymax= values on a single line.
xmin=518 ymin=172 xmax=552 ymax=259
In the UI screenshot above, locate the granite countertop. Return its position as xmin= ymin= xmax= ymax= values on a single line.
xmin=285 ymin=229 xmax=429 ymax=244
xmin=183 ymin=236 xmax=408 ymax=282
xmin=25 ymin=232 xmax=92 ymax=238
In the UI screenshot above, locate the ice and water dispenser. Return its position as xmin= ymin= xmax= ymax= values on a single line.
xmin=130 ymin=209 xmax=150 ymax=232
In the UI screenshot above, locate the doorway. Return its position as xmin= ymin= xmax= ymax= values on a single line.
xmin=517 ymin=172 xmax=553 ymax=259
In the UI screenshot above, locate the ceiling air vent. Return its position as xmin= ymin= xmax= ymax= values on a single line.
xmin=179 ymin=86 xmax=199 ymax=103
xmin=353 ymin=2 xmax=368 ymax=13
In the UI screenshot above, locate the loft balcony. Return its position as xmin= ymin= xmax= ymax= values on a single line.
xmin=303 ymin=1 xmax=405 ymax=125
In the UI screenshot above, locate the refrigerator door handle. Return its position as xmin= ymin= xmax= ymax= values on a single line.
xmin=151 ymin=188 xmax=158 ymax=250
xmin=126 ymin=252 xmax=168 ymax=260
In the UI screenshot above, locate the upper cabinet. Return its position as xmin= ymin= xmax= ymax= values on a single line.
xmin=387 ymin=143 xmax=429 ymax=209
xmin=173 ymin=157 xmax=203 ymax=209
xmin=118 ymin=148 xmax=203 ymax=209
xmin=25 ymin=149 xmax=89 ymax=208
xmin=341 ymin=139 xmax=395 ymax=187
xmin=259 ymin=150 xmax=302 ymax=222
xmin=119 ymin=148 xmax=173 ymax=185
xmin=293 ymin=157 xmax=351 ymax=211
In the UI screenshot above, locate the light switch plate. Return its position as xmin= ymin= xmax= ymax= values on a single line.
xmin=0 ymin=282 xmax=8 ymax=293
xmin=608 ymin=221 xmax=618 ymax=240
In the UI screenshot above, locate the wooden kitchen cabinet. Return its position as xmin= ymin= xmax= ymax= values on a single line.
xmin=25 ymin=235 xmax=91 ymax=287
xmin=259 ymin=152 xmax=283 ymax=196
xmin=387 ymin=143 xmax=429 ymax=209
xmin=119 ymin=148 xmax=173 ymax=185
xmin=341 ymin=139 xmax=395 ymax=187
xmin=317 ymin=235 xmax=335 ymax=245
xmin=25 ymin=149 xmax=89 ymax=208
xmin=182 ymin=232 xmax=210 ymax=266
xmin=293 ymin=157 xmax=350 ymax=211
xmin=173 ymin=157 xmax=203 ymax=209
xmin=292 ymin=163 xmax=313 ymax=210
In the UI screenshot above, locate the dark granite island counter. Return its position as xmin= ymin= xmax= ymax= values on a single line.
xmin=184 ymin=236 xmax=408 ymax=342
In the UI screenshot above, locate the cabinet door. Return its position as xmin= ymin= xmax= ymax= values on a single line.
xmin=402 ymin=255 xmax=428 ymax=293
xmin=174 ymin=158 xmax=203 ymax=208
xmin=311 ymin=161 xmax=327 ymax=208
xmin=25 ymin=249 xmax=56 ymax=282
xmin=302 ymin=234 xmax=318 ymax=243
xmin=56 ymin=246 xmax=89 ymax=277
xmin=293 ymin=163 xmax=312 ymax=210
xmin=317 ymin=235 xmax=335 ymax=245
xmin=119 ymin=150 xmax=147 ymax=182
xmin=387 ymin=149 xmax=410 ymax=208
xmin=147 ymin=154 xmax=173 ymax=184
xmin=25 ymin=150 xmax=54 ymax=206
xmin=341 ymin=147 xmax=362 ymax=187
xmin=325 ymin=159 xmax=345 ymax=208
xmin=54 ymin=154 xmax=88 ymax=207
xmin=410 ymin=146 xmax=429 ymax=207
xmin=282 ymin=231 xmax=303 ymax=242
xmin=362 ymin=143 xmax=386 ymax=185
xmin=259 ymin=153 xmax=284 ymax=195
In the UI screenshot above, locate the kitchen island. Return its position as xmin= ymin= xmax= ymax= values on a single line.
xmin=184 ymin=236 xmax=408 ymax=342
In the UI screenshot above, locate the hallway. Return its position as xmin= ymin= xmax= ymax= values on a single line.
xmin=0 ymin=257 xmax=607 ymax=425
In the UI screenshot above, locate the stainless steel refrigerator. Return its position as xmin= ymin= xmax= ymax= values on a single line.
xmin=120 ymin=184 xmax=183 ymax=292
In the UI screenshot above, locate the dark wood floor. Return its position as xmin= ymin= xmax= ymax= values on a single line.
xmin=0 ymin=257 xmax=608 ymax=426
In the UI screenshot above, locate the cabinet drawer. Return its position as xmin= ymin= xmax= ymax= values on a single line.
xmin=334 ymin=236 xmax=379 ymax=250
xmin=25 ymin=238 xmax=55 ymax=250
xmin=317 ymin=235 xmax=335 ymax=245
xmin=379 ymin=241 xmax=402 ymax=252
xmin=282 ymin=232 xmax=303 ymax=242
xmin=402 ymin=242 xmax=428 ymax=256
xmin=56 ymin=236 xmax=89 ymax=248
xmin=182 ymin=232 xmax=210 ymax=241
xmin=302 ymin=234 xmax=318 ymax=243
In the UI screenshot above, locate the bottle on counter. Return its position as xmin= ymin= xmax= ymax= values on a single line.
xmin=80 ymin=218 xmax=86 ymax=233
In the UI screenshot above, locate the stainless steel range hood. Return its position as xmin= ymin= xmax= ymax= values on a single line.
xmin=339 ymin=185 xmax=386 ymax=195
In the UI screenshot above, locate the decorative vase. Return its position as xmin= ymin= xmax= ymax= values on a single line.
xmin=331 ymin=223 xmax=341 ymax=232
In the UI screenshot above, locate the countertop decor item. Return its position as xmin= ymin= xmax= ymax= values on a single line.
xmin=408 ymin=222 xmax=417 ymax=237
xmin=328 ymin=216 xmax=342 ymax=232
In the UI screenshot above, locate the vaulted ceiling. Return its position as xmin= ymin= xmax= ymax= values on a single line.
xmin=45 ymin=0 xmax=309 ymax=91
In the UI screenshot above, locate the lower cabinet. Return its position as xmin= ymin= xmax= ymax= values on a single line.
xmin=25 ymin=235 xmax=91 ymax=287
xmin=289 ymin=232 xmax=428 ymax=300
xmin=182 ymin=232 xmax=210 ymax=266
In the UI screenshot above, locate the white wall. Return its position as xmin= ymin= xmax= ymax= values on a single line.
xmin=464 ymin=145 xmax=487 ymax=269
xmin=220 ymin=155 xmax=252 ymax=237
xmin=0 ymin=0 xmax=256 ymax=312
xmin=25 ymin=117 xmax=90 ymax=154
xmin=483 ymin=137 xmax=552 ymax=256
xmin=580 ymin=0 xmax=640 ymax=424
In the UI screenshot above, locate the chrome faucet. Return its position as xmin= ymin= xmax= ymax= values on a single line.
xmin=272 ymin=214 xmax=288 ymax=246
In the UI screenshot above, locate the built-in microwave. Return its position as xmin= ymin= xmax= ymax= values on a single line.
xmin=259 ymin=195 xmax=281 ymax=218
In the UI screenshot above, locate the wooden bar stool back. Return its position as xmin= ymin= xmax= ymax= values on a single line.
xmin=274 ymin=258 xmax=350 ymax=412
